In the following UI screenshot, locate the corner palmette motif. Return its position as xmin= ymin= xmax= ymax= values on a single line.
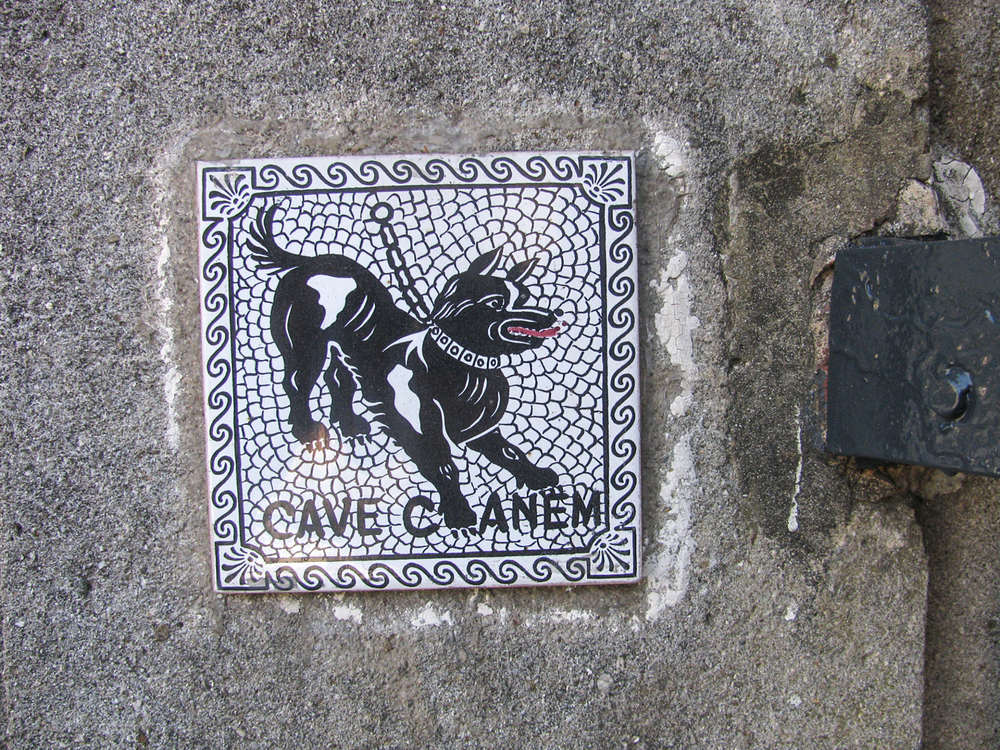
xmin=197 ymin=152 xmax=641 ymax=592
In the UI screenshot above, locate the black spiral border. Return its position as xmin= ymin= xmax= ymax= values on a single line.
xmin=198 ymin=154 xmax=640 ymax=592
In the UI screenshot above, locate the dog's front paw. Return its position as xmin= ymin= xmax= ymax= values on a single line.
xmin=338 ymin=414 xmax=371 ymax=440
xmin=440 ymin=501 xmax=477 ymax=530
xmin=293 ymin=421 xmax=329 ymax=448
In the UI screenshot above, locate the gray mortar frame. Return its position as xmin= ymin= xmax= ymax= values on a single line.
xmin=197 ymin=152 xmax=641 ymax=592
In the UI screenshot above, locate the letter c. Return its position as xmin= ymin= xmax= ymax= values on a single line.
xmin=263 ymin=500 xmax=296 ymax=540
xmin=403 ymin=495 xmax=440 ymax=538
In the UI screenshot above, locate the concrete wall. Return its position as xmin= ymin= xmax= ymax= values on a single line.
xmin=2 ymin=1 xmax=996 ymax=747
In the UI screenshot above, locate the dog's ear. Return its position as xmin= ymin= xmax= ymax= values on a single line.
xmin=467 ymin=249 xmax=503 ymax=276
xmin=506 ymin=257 xmax=539 ymax=283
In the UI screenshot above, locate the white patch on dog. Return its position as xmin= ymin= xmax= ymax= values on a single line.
xmin=504 ymin=280 xmax=519 ymax=307
xmin=307 ymin=276 xmax=356 ymax=329
xmin=388 ymin=365 xmax=422 ymax=434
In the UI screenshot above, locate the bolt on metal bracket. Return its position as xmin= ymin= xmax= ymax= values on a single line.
xmin=827 ymin=237 xmax=1000 ymax=477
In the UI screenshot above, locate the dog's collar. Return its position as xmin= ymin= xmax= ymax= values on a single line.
xmin=428 ymin=325 xmax=502 ymax=370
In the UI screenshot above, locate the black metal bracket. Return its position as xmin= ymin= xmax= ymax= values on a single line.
xmin=827 ymin=237 xmax=1000 ymax=477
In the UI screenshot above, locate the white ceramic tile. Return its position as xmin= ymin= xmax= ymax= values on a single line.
xmin=197 ymin=152 xmax=641 ymax=592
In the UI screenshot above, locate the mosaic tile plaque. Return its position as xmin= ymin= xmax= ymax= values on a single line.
xmin=197 ymin=152 xmax=641 ymax=592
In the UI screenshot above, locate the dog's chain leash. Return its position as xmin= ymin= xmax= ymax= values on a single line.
xmin=369 ymin=203 xmax=431 ymax=323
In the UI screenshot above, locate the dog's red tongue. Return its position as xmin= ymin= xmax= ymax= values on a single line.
xmin=507 ymin=323 xmax=564 ymax=339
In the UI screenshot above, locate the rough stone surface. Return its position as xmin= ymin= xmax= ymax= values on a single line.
xmin=0 ymin=1 xmax=970 ymax=748
xmin=919 ymin=477 xmax=1000 ymax=750
xmin=932 ymin=154 xmax=988 ymax=237
xmin=878 ymin=179 xmax=947 ymax=237
xmin=928 ymin=0 xmax=1000 ymax=199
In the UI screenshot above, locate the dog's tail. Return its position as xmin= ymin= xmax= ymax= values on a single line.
xmin=247 ymin=204 xmax=304 ymax=272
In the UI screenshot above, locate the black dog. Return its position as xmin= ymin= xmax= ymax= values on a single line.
xmin=248 ymin=203 xmax=563 ymax=529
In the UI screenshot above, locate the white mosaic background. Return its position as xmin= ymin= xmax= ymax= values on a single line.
xmin=227 ymin=186 xmax=608 ymax=561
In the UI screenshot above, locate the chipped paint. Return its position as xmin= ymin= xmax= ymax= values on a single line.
xmin=521 ymin=608 xmax=595 ymax=627
xmin=547 ymin=609 xmax=595 ymax=623
xmin=410 ymin=604 xmax=453 ymax=628
xmin=332 ymin=604 xmax=363 ymax=624
xmin=653 ymin=252 xmax=700 ymax=417
xmin=650 ymin=131 xmax=687 ymax=181
xmin=153 ymin=183 xmax=180 ymax=451
xmin=642 ymin=128 xmax=699 ymax=621
xmin=151 ymin=147 xmax=181 ymax=450
xmin=645 ymin=436 xmax=697 ymax=620
xmin=788 ymin=405 xmax=803 ymax=533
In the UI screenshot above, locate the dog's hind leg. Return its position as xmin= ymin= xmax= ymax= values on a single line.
xmin=468 ymin=430 xmax=559 ymax=490
xmin=271 ymin=285 xmax=330 ymax=445
xmin=284 ymin=346 xmax=331 ymax=445
xmin=323 ymin=350 xmax=370 ymax=441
